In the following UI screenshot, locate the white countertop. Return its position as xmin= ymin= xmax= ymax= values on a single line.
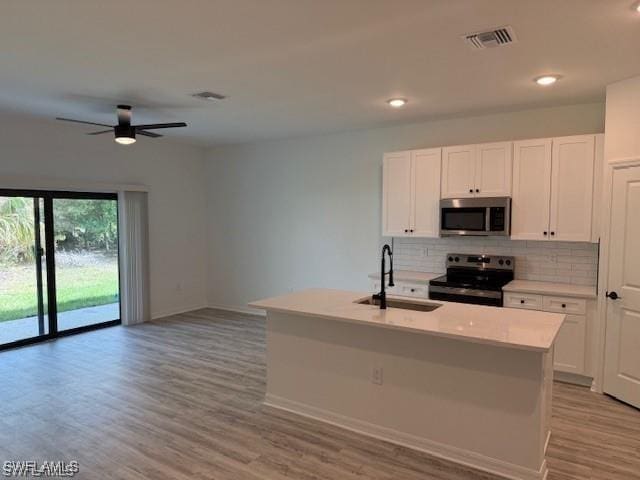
xmin=503 ymin=280 xmax=597 ymax=299
xmin=250 ymin=288 xmax=564 ymax=352
xmin=368 ymin=270 xmax=441 ymax=284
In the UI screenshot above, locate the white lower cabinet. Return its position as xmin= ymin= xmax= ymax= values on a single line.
xmin=504 ymin=292 xmax=594 ymax=376
xmin=553 ymin=314 xmax=586 ymax=375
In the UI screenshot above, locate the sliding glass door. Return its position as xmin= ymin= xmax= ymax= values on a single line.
xmin=0 ymin=195 xmax=49 ymax=345
xmin=53 ymin=197 xmax=120 ymax=331
xmin=0 ymin=190 xmax=120 ymax=349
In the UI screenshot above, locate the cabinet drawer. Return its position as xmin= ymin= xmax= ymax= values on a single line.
xmin=371 ymin=281 xmax=402 ymax=296
xmin=398 ymin=284 xmax=428 ymax=298
xmin=371 ymin=281 xmax=428 ymax=298
xmin=542 ymin=296 xmax=586 ymax=315
xmin=504 ymin=292 xmax=543 ymax=310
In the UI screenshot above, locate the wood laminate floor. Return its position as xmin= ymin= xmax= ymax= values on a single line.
xmin=0 ymin=309 xmax=638 ymax=479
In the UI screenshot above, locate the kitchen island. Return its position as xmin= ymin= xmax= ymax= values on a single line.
xmin=250 ymin=289 xmax=564 ymax=480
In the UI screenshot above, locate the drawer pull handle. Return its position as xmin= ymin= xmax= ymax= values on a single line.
xmin=410 ymin=288 xmax=415 ymax=292
xmin=561 ymin=303 xmax=566 ymax=308
xmin=520 ymin=299 xmax=525 ymax=304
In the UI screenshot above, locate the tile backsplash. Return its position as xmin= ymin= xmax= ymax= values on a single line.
xmin=391 ymin=237 xmax=598 ymax=286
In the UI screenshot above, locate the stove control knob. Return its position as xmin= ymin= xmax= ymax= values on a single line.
xmin=505 ymin=260 xmax=511 ymax=266
xmin=454 ymin=256 xmax=460 ymax=262
xmin=498 ymin=259 xmax=504 ymax=265
xmin=448 ymin=256 xmax=453 ymax=262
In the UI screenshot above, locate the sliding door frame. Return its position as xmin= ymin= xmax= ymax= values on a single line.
xmin=32 ymin=197 xmax=46 ymax=335
xmin=0 ymin=188 xmax=121 ymax=351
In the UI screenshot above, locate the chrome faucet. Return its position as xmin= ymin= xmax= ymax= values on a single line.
xmin=373 ymin=244 xmax=394 ymax=309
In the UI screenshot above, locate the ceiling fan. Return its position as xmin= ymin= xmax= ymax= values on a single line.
xmin=56 ymin=105 xmax=187 ymax=145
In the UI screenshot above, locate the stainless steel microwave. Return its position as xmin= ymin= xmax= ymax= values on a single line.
xmin=440 ymin=197 xmax=511 ymax=236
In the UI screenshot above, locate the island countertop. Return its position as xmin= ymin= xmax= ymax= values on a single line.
xmin=249 ymin=288 xmax=565 ymax=352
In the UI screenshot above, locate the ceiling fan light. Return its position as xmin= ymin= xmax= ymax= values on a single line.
xmin=115 ymin=136 xmax=136 ymax=145
xmin=114 ymin=125 xmax=136 ymax=145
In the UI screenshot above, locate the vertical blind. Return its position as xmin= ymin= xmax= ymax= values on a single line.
xmin=118 ymin=191 xmax=150 ymax=326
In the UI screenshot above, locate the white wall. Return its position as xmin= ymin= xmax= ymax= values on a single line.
xmin=605 ymin=75 xmax=640 ymax=162
xmin=0 ymin=112 xmax=208 ymax=319
xmin=206 ymin=102 xmax=605 ymax=310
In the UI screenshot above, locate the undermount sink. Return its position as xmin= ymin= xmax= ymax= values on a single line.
xmin=357 ymin=297 xmax=442 ymax=312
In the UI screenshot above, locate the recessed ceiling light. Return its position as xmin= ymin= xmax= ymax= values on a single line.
xmin=636 ymin=2 xmax=640 ymax=12
xmin=387 ymin=98 xmax=407 ymax=108
xmin=534 ymin=75 xmax=559 ymax=86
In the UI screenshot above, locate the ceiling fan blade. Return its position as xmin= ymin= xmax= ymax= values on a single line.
xmin=137 ymin=130 xmax=162 ymax=138
xmin=117 ymin=105 xmax=132 ymax=126
xmin=56 ymin=117 xmax=113 ymax=128
xmin=86 ymin=129 xmax=113 ymax=135
xmin=133 ymin=122 xmax=187 ymax=130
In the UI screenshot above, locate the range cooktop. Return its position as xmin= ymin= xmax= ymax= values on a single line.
xmin=429 ymin=254 xmax=515 ymax=307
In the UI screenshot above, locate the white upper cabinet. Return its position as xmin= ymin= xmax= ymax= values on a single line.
xmin=382 ymin=151 xmax=412 ymax=236
xmin=475 ymin=142 xmax=513 ymax=197
xmin=411 ymin=148 xmax=442 ymax=237
xmin=512 ymin=139 xmax=553 ymax=240
xmin=441 ymin=145 xmax=476 ymax=198
xmin=550 ymin=135 xmax=595 ymax=242
xmin=382 ymin=148 xmax=441 ymax=238
xmin=441 ymin=142 xmax=512 ymax=198
xmin=382 ymin=135 xmax=597 ymax=243
xmin=511 ymin=135 xmax=595 ymax=242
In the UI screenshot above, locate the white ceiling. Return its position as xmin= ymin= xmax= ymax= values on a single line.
xmin=1 ymin=0 xmax=639 ymax=146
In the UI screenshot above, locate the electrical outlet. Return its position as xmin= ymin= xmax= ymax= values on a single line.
xmin=372 ymin=366 xmax=383 ymax=385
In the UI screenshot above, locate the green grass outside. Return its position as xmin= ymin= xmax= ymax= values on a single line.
xmin=0 ymin=263 xmax=119 ymax=322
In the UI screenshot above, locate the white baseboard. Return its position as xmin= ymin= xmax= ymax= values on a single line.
xmin=554 ymin=371 xmax=593 ymax=387
xmin=151 ymin=303 xmax=209 ymax=320
xmin=264 ymin=393 xmax=547 ymax=480
xmin=208 ymin=303 xmax=266 ymax=317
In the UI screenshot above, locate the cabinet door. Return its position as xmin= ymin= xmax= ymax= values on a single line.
xmin=549 ymin=135 xmax=595 ymax=242
xmin=382 ymin=151 xmax=412 ymax=236
xmin=511 ymin=139 xmax=552 ymax=240
xmin=411 ymin=148 xmax=441 ymax=237
xmin=553 ymin=314 xmax=587 ymax=374
xmin=475 ymin=142 xmax=512 ymax=197
xmin=441 ymin=145 xmax=476 ymax=198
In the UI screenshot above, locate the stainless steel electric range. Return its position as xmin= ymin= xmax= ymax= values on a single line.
xmin=428 ymin=254 xmax=514 ymax=307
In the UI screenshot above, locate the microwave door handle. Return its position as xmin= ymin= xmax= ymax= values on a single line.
xmin=485 ymin=208 xmax=491 ymax=233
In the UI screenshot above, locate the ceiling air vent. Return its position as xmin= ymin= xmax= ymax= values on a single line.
xmin=191 ymin=91 xmax=226 ymax=101
xmin=463 ymin=26 xmax=517 ymax=50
